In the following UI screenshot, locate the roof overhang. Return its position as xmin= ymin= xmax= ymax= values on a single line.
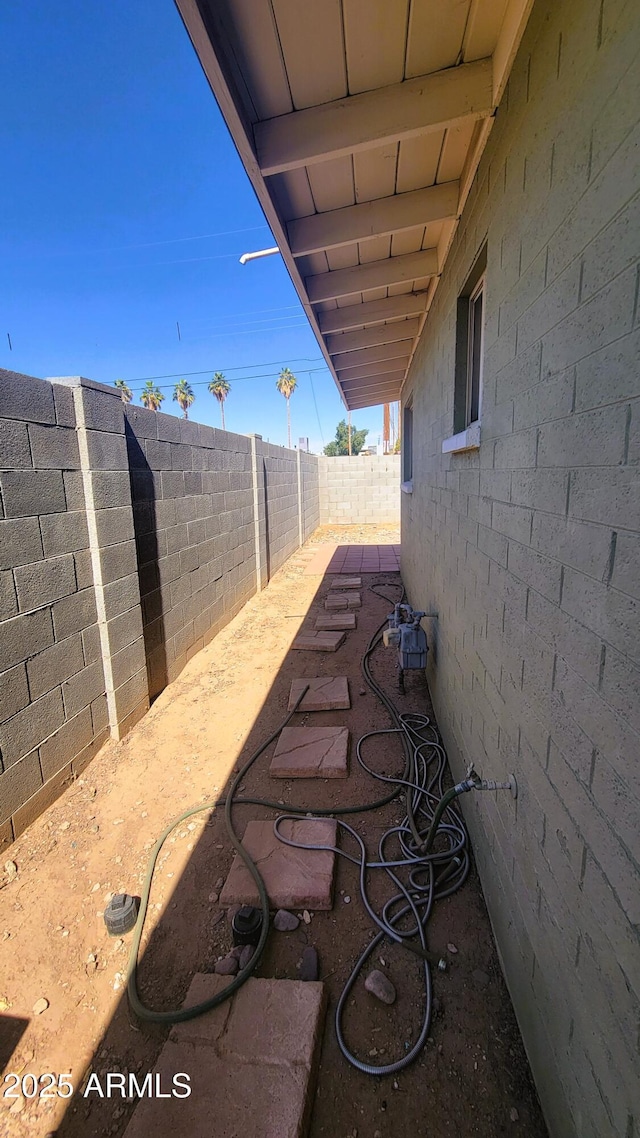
xmin=175 ymin=0 xmax=534 ymax=410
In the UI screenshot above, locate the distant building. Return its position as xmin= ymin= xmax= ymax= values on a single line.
xmin=298 ymin=436 xmax=310 ymax=452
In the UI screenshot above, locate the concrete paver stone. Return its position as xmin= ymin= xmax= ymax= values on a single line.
xmin=124 ymin=974 xmax=326 ymax=1138
xmin=325 ymin=592 xmax=361 ymax=611
xmin=219 ymin=818 xmax=338 ymax=909
xmin=314 ymin=613 xmax=357 ymax=631
xmin=329 ymin=577 xmax=361 ymax=589
xmin=291 ymin=631 xmax=346 ymax=652
xmin=288 ymin=676 xmax=350 ymax=711
xmin=270 ymin=725 xmax=349 ymax=778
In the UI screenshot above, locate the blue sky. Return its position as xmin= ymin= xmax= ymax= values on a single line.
xmin=0 ymin=1 xmax=386 ymax=452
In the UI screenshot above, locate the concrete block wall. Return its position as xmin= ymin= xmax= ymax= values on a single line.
xmin=262 ymin=442 xmax=300 ymax=575
xmin=1 ymin=368 xmax=400 ymax=843
xmin=300 ymin=450 xmax=320 ymax=541
xmin=401 ymin=1 xmax=640 ymax=1135
xmin=0 ymin=371 xmax=109 ymax=850
xmin=125 ymin=406 xmax=257 ymax=699
xmin=319 ymin=455 xmax=400 ymax=525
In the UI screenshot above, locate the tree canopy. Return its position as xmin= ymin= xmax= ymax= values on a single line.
xmin=323 ymin=419 xmax=368 ymax=456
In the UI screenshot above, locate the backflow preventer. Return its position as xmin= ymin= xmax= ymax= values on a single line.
xmin=383 ymin=602 xmax=428 ymax=689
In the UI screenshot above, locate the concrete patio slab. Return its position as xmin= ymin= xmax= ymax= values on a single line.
xmin=329 ymin=577 xmax=361 ymax=589
xmin=288 ymin=676 xmax=350 ymax=711
xmin=219 ymin=818 xmax=338 ymax=909
xmin=314 ymin=612 xmax=357 ymax=631
xmin=124 ymin=973 xmax=326 ymax=1138
xmin=270 ymin=725 xmax=349 ymax=778
xmin=291 ymin=631 xmax=346 ymax=652
xmin=325 ymin=592 xmax=361 ymax=610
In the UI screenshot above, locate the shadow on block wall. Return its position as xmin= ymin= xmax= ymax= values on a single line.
xmin=125 ymin=423 xmax=167 ymax=702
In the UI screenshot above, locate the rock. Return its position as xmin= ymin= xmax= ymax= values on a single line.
xmin=4 ymin=860 xmax=17 ymax=880
xmin=447 ymin=943 xmax=458 ymax=954
xmin=33 ymin=997 xmax=49 ymax=1015
xmin=211 ymin=911 xmax=224 ymax=927
xmin=208 ymin=892 xmax=219 ymax=904
xmin=510 ymin=1108 xmax=519 ymax=1122
xmin=343 ymin=895 xmax=351 ymax=904
xmin=214 ymin=877 xmax=224 ymax=891
xmin=472 ymin=969 xmax=490 ymax=988
xmin=302 ymin=909 xmax=311 ymax=924
xmin=238 ymin=944 xmax=254 ymax=970
xmin=274 ymin=909 xmax=300 ymax=932
xmin=365 ymin=970 xmax=396 ymax=1005
xmin=299 ymin=946 xmax=318 ymax=981
xmin=214 ymin=955 xmax=238 ymax=976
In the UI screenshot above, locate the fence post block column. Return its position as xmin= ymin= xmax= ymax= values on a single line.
xmin=56 ymin=377 xmax=149 ymax=740
xmin=250 ymin=434 xmax=269 ymax=590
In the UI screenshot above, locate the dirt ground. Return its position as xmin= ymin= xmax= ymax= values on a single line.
xmin=0 ymin=524 xmax=547 ymax=1138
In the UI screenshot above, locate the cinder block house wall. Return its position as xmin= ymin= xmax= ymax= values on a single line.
xmin=0 ymin=372 xmax=110 ymax=848
xmin=319 ymin=455 xmax=401 ymax=524
xmin=401 ymin=2 xmax=640 ymax=1136
xmin=125 ymin=405 xmax=257 ymax=699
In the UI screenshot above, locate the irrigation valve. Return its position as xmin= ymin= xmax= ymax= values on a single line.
xmin=383 ymin=603 xmax=429 ymax=671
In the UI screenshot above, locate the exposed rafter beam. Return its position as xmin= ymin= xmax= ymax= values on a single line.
xmin=347 ymin=392 xmax=402 ymax=409
xmin=318 ymin=293 xmax=428 ymax=334
xmin=255 ymin=59 xmax=493 ymax=176
xmin=338 ymin=358 xmax=410 ymax=382
xmin=340 ymin=370 xmax=406 ymax=392
xmin=326 ymin=318 xmax=422 ymax=355
xmin=288 ymin=182 xmax=459 ymax=257
xmin=307 ymin=250 xmax=437 ymax=304
xmin=332 ymin=340 xmax=414 ymax=371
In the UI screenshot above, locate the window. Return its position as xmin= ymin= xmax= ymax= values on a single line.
xmin=401 ymin=400 xmax=413 ymax=492
xmin=466 ymin=277 xmax=484 ymax=426
xmin=443 ymin=243 xmax=487 ymax=454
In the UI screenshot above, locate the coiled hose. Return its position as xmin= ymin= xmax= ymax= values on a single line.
xmin=126 ymin=583 xmax=472 ymax=1080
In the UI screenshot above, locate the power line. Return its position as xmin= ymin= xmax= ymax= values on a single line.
xmin=308 ymin=372 xmax=325 ymax=447
xmin=126 ymin=357 xmax=325 ymax=384
xmin=127 ymin=367 xmax=330 ymax=391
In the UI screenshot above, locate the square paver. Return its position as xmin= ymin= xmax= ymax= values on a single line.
xmin=325 ymin=592 xmax=361 ymax=611
xmin=270 ymin=725 xmax=349 ymax=778
xmin=291 ymin=631 xmax=346 ymax=652
xmin=330 ymin=577 xmax=361 ymax=589
xmin=219 ymin=818 xmax=338 ymax=909
xmin=314 ymin=612 xmax=357 ymax=631
xmin=125 ymin=974 xmax=326 ymax=1138
xmin=288 ymin=676 xmax=350 ymax=711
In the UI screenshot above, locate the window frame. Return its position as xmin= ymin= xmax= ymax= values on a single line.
xmin=401 ymin=399 xmax=413 ymax=493
xmin=444 ymin=242 xmax=487 ymax=454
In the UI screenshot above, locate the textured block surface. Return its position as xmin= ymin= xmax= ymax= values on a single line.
xmin=291 ymin=631 xmax=346 ymax=652
xmin=124 ymin=974 xmax=326 ymax=1138
xmin=314 ymin=612 xmax=357 ymax=631
xmin=270 ymin=725 xmax=349 ymax=778
xmin=325 ymin=592 xmax=361 ymax=610
xmin=219 ymin=818 xmax=338 ymax=909
xmin=330 ymin=577 xmax=362 ymax=589
xmin=288 ymin=676 xmax=350 ymax=711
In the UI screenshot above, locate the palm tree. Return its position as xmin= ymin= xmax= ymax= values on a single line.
xmin=140 ymin=380 xmax=165 ymax=411
xmin=114 ymin=378 xmax=133 ymax=403
xmin=276 ymin=367 xmax=298 ymax=449
xmin=208 ymin=372 xmax=231 ymax=430
xmin=173 ymin=378 xmax=195 ymax=419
